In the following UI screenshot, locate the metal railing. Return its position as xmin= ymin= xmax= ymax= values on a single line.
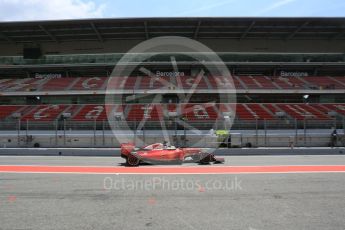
xmin=0 ymin=118 xmax=344 ymax=148
xmin=0 ymin=118 xmax=343 ymax=131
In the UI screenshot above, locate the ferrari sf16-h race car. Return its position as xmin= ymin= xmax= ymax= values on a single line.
xmin=120 ymin=143 xmax=224 ymax=166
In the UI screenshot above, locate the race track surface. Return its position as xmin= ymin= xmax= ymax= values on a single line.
xmin=1 ymin=155 xmax=345 ymax=230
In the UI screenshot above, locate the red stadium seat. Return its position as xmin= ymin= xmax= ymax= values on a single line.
xmin=0 ymin=79 xmax=14 ymax=91
xmin=237 ymin=76 xmax=261 ymax=89
xmin=71 ymin=77 xmax=107 ymax=90
xmin=303 ymin=76 xmax=342 ymax=89
xmin=0 ymin=105 xmax=22 ymax=119
xmin=139 ymin=76 xmax=171 ymax=89
xmin=181 ymin=103 xmax=219 ymax=121
xmin=124 ymin=77 xmax=138 ymax=89
xmin=235 ymin=104 xmax=258 ymax=120
xmin=106 ymin=76 xmax=128 ymax=90
xmin=21 ymin=105 xmax=68 ymax=121
xmin=1 ymin=78 xmax=43 ymax=91
xmin=323 ymin=104 xmax=345 ymax=116
xmin=176 ymin=76 xmax=209 ymax=89
xmin=247 ymin=104 xmax=275 ymax=120
xmin=263 ymin=104 xmax=280 ymax=114
xmin=0 ymin=103 xmax=343 ymax=122
xmin=295 ymin=104 xmax=330 ymax=120
xmin=284 ymin=77 xmax=306 ymax=89
xmin=275 ymin=104 xmax=323 ymax=120
xmin=126 ymin=104 xmax=164 ymax=121
xmin=208 ymin=76 xmax=236 ymax=89
xmin=253 ymin=76 xmax=278 ymax=89
xmin=41 ymin=78 xmax=74 ymax=91
xmin=72 ymin=105 xmax=107 ymax=121
xmin=273 ymin=77 xmax=296 ymax=89
xmin=332 ymin=76 xmax=345 ymax=86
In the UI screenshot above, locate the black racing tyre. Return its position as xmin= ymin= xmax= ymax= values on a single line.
xmin=199 ymin=153 xmax=213 ymax=164
xmin=126 ymin=154 xmax=140 ymax=166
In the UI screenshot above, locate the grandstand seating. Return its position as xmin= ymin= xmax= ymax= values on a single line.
xmin=253 ymin=76 xmax=278 ymax=89
xmin=72 ymin=105 xmax=107 ymax=121
xmin=218 ymin=103 xmax=236 ymax=116
xmin=71 ymin=77 xmax=107 ymax=90
xmin=295 ymin=104 xmax=330 ymax=120
xmin=323 ymin=104 xmax=345 ymax=116
xmin=235 ymin=104 xmax=258 ymax=120
xmin=239 ymin=76 xmax=261 ymax=89
xmin=139 ymin=76 xmax=170 ymax=89
xmin=333 ymin=76 xmax=345 ymax=85
xmin=0 ymin=103 xmax=343 ymax=122
xmin=313 ymin=104 xmax=330 ymax=114
xmin=247 ymin=104 xmax=275 ymax=120
xmin=176 ymin=76 xmax=208 ymax=89
xmin=232 ymin=77 xmax=244 ymax=89
xmin=208 ymin=76 xmax=236 ymax=89
xmin=274 ymin=104 xmax=329 ymax=120
xmin=282 ymin=76 xmax=306 ymax=89
xmin=0 ymin=79 xmax=13 ymax=90
xmin=303 ymin=77 xmax=336 ymax=89
xmin=273 ymin=77 xmax=295 ymax=89
xmin=126 ymin=104 xmax=163 ymax=121
xmin=181 ymin=103 xmax=218 ymax=120
xmin=166 ymin=103 xmax=177 ymax=111
xmin=1 ymin=76 xmax=345 ymax=92
xmin=124 ymin=77 xmax=138 ymax=89
xmin=263 ymin=104 xmax=280 ymax=114
xmin=40 ymin=78 xmax=73 ymax=91
xmin=275 ymin=104 xmax=306 ymax=120
xmin=1 ymin=78 xmax=43 ymax=91
xmin=0 ymin=105 xmax=21 ymax=119
xmin=21 ymin=105 xmax=68 ymax=121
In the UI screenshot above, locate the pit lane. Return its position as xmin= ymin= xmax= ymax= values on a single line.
xmin=0 ymin=155 xmax=345 ymax=230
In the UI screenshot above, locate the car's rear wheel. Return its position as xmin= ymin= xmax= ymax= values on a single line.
xmin=199 ymin=153 xmax=213 ymax=164
xmin=126 ymin=154 xmax=140 ymax=166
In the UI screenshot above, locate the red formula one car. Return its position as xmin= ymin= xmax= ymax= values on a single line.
xmin=120 ymin=143 xmax=224 ymax=166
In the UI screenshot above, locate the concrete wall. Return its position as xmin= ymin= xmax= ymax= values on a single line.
xmin=0 ymin=129 xmax=344 ymax=148
xmin=0 ymin=147 xmax=344 ymax=156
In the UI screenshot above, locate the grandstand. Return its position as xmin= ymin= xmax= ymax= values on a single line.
xmin=0 ymin=17 xmax=345 ymax=148
xmin=0 ymin=103 xmax=343 ymax=121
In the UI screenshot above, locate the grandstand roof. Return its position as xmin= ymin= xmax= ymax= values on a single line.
xmin=1 ymin=17 xmax=345 ymax=43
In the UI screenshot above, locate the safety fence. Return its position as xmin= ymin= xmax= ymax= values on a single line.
xmin=0 ymin=118 xmax=343 ymax=131
xmin=0 ymin=118 xmax=344 ymax=148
